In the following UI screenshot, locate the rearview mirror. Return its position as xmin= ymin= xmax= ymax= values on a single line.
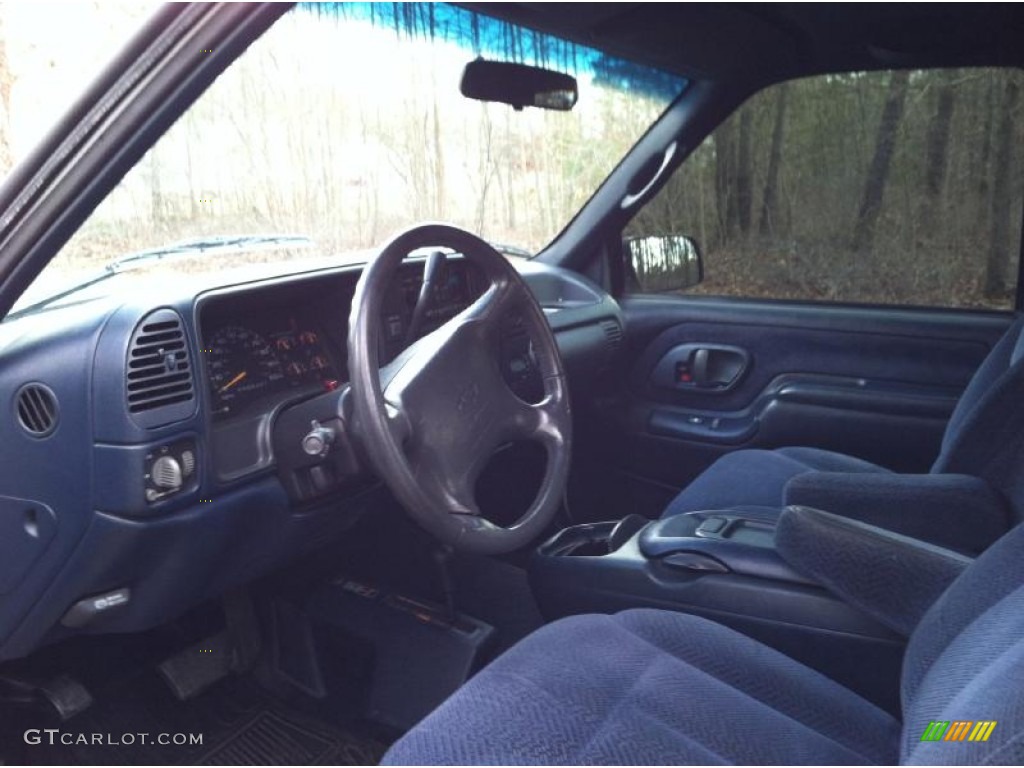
xmin=460 ymin=59 xmax=578 ymax=111
xmin=625 ymin=235 xmax=704 ymax=293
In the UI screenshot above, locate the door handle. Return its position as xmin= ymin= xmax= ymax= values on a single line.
xmin=692 ymin=348 xmax=710 ymax=387
xmin=652 ymin=343 xmax=750 ymax=393
xmin=692 ymin=346 xmax=747 ymax=390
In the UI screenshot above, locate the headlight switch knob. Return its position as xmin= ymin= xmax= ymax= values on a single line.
xmin=151 ymin=455 xmax=183 ymax=491
xmin=302 ymin=419 xmax=335 ymax=458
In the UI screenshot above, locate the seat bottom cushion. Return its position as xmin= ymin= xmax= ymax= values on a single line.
xmin=382 ymin=609 xmax=901 ymax=766
xmin=661 ymin=446 xmax=889 ymax=519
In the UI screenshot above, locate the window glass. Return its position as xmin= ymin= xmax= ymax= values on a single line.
xmin=0 ymin=2 xmax=158 ymax=182
xmin=628 ymin=69 xmax=1024 ymax=309
xmin=14 ymin=2 xmax=685 ymax=315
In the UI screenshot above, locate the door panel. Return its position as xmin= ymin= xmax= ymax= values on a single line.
xmin=608 ymin=295 xmax=1013 ymax=517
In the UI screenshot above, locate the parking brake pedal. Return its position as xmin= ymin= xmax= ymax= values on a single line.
xmin=157 ymin=631 xmax=232 ymax=701
xmin=37 ymin=675 xmax=93 ymax=720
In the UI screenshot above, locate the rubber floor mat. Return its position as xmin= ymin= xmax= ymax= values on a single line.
xmin=17 ymin=672 xmax=386 ymax=766
xmin=198 ymin=708 xmax=383 ymax=766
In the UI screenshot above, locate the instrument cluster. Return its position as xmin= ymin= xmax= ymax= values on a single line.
xmin=203 ymin=314 xmax=341 ymax=422
xmin=199 ymin=258 xmax=482 ymax=425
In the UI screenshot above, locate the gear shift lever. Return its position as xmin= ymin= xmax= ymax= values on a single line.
xmin=432 ymin=543 xmax=458 ymax=625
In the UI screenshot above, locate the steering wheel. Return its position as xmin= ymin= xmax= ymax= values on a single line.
xmin=347 ymin=224 xmax=572 ymax=554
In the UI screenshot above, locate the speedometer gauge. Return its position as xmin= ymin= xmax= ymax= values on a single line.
xmin=206 ymin=325 xmax=284 ymax=417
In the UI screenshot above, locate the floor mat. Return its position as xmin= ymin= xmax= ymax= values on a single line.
xmin=198 ymin=708 xmax=381 ymax=766
xmin=17 ymin=672 xmax=386 ymax=766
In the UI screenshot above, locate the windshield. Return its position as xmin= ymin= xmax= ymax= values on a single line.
xmin=14 ymin=2 xmax=685 ymax=313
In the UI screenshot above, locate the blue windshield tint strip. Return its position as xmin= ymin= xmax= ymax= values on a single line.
xmin=294 ymin=2 xmax=687 ymax=102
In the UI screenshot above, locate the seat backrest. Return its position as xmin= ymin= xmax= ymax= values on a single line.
xmin=901 ymin=523 xmax=1024 ymax=764
xmin=932 ymin=316 xmax=1024 ymax=524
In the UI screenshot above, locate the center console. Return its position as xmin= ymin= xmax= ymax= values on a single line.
xmin=530 ymin=507 xmax=906 ymax=714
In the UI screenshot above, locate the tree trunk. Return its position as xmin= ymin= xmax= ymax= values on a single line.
xmin=432 ymin=97 xmax=445 ymax=220
xmin=735 ymin=107 xmax=754 ymax=235
xmin=0 ymin=11 xmax=14 ymax=173
xmin=715 ymin=118 xmax=736 ymax=242
xmin=984 ymin=80 xmax=1020 ymax=299
xmin=975 ymin=76 xmax=997 ymax=240
xmin=184 ymin=114 xmax=200 ymax=219
xmin=852 ymin=71 xmax=911 ymax=252
xmin=149 ymin=148 xmax=164 ymax=226
xmin=759 ymin=84 xmax=789 ymax=236
xmin=918 ymin=73 xmax=956 ymax=230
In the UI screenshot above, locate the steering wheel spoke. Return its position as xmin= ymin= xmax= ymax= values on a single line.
xmin=463 ymin=274 xmax=528 ymax=327
xmin=383 ymin=399 xmax=411 ymax=447
xmin=406 ymin=439 xmax=482 ymax=516
xmin=504 ymin=374 xmax=570 ymax=443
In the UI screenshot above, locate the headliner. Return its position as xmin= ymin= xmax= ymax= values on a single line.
xmin=458 ymin=3 xmax=1024 ymax=86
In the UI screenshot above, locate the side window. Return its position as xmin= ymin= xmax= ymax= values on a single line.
xmin=627 ymin=69 xmax=1024 ymax=310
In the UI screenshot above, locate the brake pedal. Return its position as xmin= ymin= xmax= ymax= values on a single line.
xmin=157 ymin=631 xmax=232 ymax=701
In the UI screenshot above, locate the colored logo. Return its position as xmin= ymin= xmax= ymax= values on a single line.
xmin=920 ymin=721 xmax=997 ymax=742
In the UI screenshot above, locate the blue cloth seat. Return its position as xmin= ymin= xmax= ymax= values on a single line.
xmin=662 ymin=446 xmax=888 ymax=518
xmin=383 ymin=523 xmax=1024 ymax=765
xmin=661 ymin=316 xmax=1024 ymax=543
xmin=385 ymin=609 xmax=900 ymax=765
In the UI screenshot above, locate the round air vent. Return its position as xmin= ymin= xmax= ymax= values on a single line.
xmin=15 ymin=383 xmax=59 ymax=437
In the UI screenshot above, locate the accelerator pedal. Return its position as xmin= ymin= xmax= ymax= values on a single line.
xmin=158 ymin=590 xmax=262 ymax=701
xmin=157 ymin=631 xmax=232 ymax=701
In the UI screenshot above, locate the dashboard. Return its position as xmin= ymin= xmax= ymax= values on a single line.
xmin=0 ymin=252 xmax=622 ymax=662
xmin=197 ymin=259 xmax=489 ymax=488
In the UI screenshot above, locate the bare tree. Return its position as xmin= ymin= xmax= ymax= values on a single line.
xmin=714 ymin=119 xmax=736 ymax=242
xmin=759 ymin=83 xmax=789 ymax=236
xmin=974 ymin=77 xmax=997 ymax=243
xmin=919 ymin=72 xmax=957 ymax=230
xmin=0 ymin=10 xmax=14 ymax=173
xmin=735 ymin=106 xmax=754 ymax=235
xmin=984 ymin=79 xmax=1020 ymax=298
xmin=852 ymin=70 xmax=911 ymax=252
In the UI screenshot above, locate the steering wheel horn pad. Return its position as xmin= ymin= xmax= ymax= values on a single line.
xmin=348 ymin=224 xmax=572 ymax=554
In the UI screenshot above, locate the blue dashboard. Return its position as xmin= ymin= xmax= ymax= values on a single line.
xmin=0 ymin=255 xmax=622 ymax=660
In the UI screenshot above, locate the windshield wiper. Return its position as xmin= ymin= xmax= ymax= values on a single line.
xmin=8 ymin=234 xmax=313 ymax=318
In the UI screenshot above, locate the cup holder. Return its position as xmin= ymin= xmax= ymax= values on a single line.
xmin=538 ymin=515 xmax=651 ymax=557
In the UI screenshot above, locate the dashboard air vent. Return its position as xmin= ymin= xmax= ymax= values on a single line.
xmin=600 ymin=319 xmax=623 ymax=352
xmin=126 ymin=309 xmax=195 ymax=419
xmin=599 ymin=319 xmax=624 ymax=371
xmin=15 ymin=383 xmax=58 ymax=437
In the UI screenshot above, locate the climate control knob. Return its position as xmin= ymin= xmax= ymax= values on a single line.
xmin=151 ymin=455 xmax=183 ymax=490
